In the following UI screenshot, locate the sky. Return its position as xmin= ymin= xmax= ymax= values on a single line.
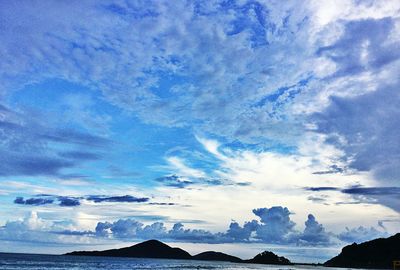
xmin=0 ymin=0 xmax=399 ymax=263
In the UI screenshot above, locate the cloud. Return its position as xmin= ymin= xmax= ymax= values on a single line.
xmin=341 ymin=187 xmax=400 ymax=196
xmin=13 ymin=194 xmax=149 ymax=207
xmin=341 ymin=186 xmax=400 ymax=212
xmin=314 ymin=83 xmax=400 ymax=185
xmin=58 ymin=151 xmax=101 ymax=160
xmin=155 ymin=173 xmax=249 ymax=189
xmin=0 ymin=103 xmax=109 ymax=177
xmin=58 ymin=197 xmax=81 ymax=207
xmin=0 ymin=0 xmax=317 ymax=146
xmin=338 ymin=226 xmax=389 ymax=243
xmin=89 ymin=205 xmax=389 ymax=245
xmin=0 ymin=155 xmax=75 ymax=177
xmin=43 ymin=129 xmax=110 ymax=147
xmin=0 ymin=211 xmax=95 ymax=244
xmin=90 ymin=206 xmax=342 ymax=246
xmin=305 ymin=187 xmax=340 ymax=192
xmin=298 ymin=214 xmax=332 ymax=245
xmin=307 ymin=195 xmax=328 ymax=204
xmin=2 ymin=206 xmax=387 ymax=247
xmin=310 ymin=15 xmax=400 ymax=196
xmin=0 ymin=0 xmax=399 ymax=255
xmin=317 ymin=18 xmax=400 ymax=77
xmin=95 ymin=219 xmax=143 ymax=238
xmin=312 ymin=165 xmax=344 ymax=175
xmin=306 ymin=186 xmax=400 ymax=212
xmin=252 ymin=206 xmax=296 ymax=243
xmin=86 ymin=195 xmax=149 ymax=203
xmin=14 ymin=197 xmax=54 ymax=206
xmin=225 ymin=220 xmax=259 ymax=242
xmin=155 ymin=175 xmax=193 ymax=188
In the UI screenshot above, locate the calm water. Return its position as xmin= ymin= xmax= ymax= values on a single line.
xmin=0 ymin=253 xmax=343 ymax=270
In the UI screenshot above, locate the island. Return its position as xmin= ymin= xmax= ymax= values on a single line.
xmin=66 ymin=239 xmax=191 ymax=259
xmin=65 ymin=239 xmax=292 ymax=265
xmin=192 ymin=251 xmax=242 ymax=263
xmin=324 ymin=233 xmax=400 ymax=269
xmin=246 ymin=250 xmax=292 ymax=265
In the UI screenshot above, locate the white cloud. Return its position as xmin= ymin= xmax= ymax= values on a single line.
xmin=166 ymin=156 xmax=207 ymax=178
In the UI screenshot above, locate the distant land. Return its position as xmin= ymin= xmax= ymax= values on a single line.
xmin=66 ymin=234 xmax=400 ymax=268
xmin=66 ymin=240 xmax=191 ymax=260
xmin=66 ymin=239 xmax=292 ymax=265
xmin=192 ymin=251 xmax=242 ymax=263
xmin=324 ymin=233 xmax=400 ymax=269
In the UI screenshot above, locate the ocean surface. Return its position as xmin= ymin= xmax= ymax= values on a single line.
xmin=0 ymin=253 xmax=344 ymax=270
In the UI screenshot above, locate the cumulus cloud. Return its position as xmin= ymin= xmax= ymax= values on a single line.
xmin=0 ymin=211 xmax=93 ymax=244
xmin=226 ymin=220 xmax=259 ymax=242
xmin=89 ymin=206 xmax=351 ymax=246
xmin=1 ymin=206 xmax=387 ymax=247
xmin=252 ymin=206 xmax=296 ymax=243
xmin=338 ymin=226 xmax=389 ymax=243
xmin=298 ymin=214 xmax=331 ymax=245
xmin=88 ymin=205 xmax=388 ymax=245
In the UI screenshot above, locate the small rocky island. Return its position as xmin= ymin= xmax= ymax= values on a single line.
xmin=324 ymin=233 xmax=400 ymax=269
xmin=65 ymin=239 xmax=291 ymax=265
xmin=246 ymin=251 xmax=292 ymax=265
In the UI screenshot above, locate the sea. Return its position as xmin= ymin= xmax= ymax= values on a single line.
xmin=0 ymin=253 xmax=350 ymax=270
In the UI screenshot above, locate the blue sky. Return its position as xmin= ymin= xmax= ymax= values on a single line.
xmin=0 ymin=0 xmax=399 ymax=263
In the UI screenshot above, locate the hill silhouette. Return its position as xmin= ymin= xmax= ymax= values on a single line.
xmin=246 ymin=251 xmax=292 ymax=265
xmin=193 ymin=251 xmax=242 ymax=262
xmin=65 ymin=239 xmax=292 ymax=265
xmin=66 ymin=239 xmax=191 ymax=259
xmin=324 ymin=233 xmax=400 ymax=269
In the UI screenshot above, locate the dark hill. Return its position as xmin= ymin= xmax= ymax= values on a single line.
xmin=324 ymin=233 xmax=400 ymax=269
xmin=65 ymin=239 xmax=191 ymax=260
xmin=65 ymin=239 xmax=293 ymax=265
xmin=193 ymin=251 xmax=242 ymax=263
xmin=246 ymin=251 xmax=292 ymax=265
